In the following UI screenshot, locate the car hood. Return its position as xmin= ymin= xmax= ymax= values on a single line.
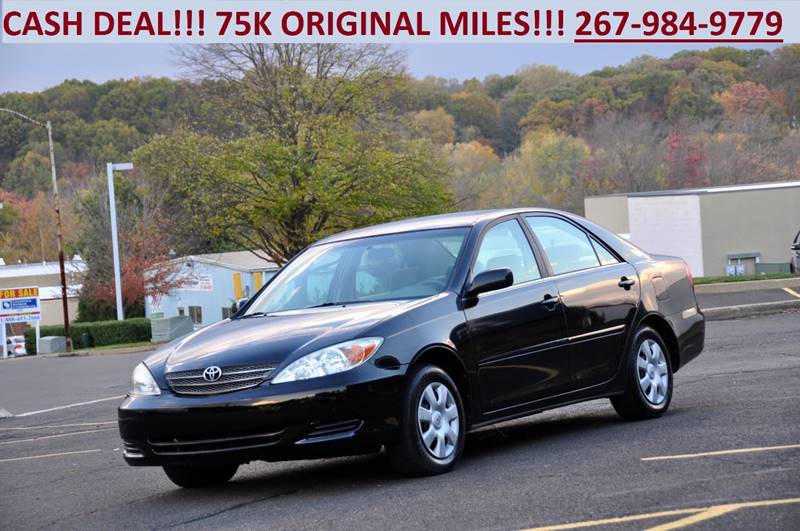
xmin=160 ymin=301 xmax=411 ymax=373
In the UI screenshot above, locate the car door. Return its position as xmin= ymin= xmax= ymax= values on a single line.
xmin=525 ymin=215 xmax=640 ymax=389
xmin=464 ymin=218 xmax=571 ymax=413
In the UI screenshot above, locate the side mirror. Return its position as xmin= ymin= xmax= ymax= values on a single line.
xmin=465 ymin=268 xmax=514 ymax=299
xmin=792 ymin=243 xmax=800 ymax=251
xmin=232 ymin=297 xmax=249 ymax=314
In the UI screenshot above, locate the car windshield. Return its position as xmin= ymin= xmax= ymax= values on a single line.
xmin=245 ymin=228 xmax=469 ymax=314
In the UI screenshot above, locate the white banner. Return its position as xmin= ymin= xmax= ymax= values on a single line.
xmin=1 ymin=1 xmax=798 ymax=44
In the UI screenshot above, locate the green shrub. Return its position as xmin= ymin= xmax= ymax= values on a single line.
xmin=23 ymin=318 xmax=151 ymax=355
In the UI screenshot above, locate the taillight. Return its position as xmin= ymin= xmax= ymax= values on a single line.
xmin=684 ymin=263 xmax=695 ymax=293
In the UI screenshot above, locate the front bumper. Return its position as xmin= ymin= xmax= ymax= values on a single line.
xmin=118 ymin=369 xmax=406 ymax=466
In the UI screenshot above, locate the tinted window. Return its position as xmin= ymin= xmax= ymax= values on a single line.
xmin=526 ymin=217 xmax=600 ymax=274
xmin=246 ymin=228 xmax=467 ymax=313
xmin=473 ymin=220 xmax=541 ymax=285
xmin=591 ymin=237 xmax=620 ymax=266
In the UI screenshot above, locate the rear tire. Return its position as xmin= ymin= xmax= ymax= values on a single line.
xmin=388 ymin=365 xmax=466 ymax=476
xmin=163 ymin=462 xmax=238 ymax=488
xmin=611 ymin=326 xmax=673 ymax=421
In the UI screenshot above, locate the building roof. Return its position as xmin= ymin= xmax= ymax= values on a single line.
xmin=39 ymin=285 xmax=82 ymax=300
xmin=0 ymin=259 xmax=86 ymax=280
xmin=175 ymin=251 xmax=279 ymax=272
xmin=588 ymin=180 xmax=800 ymax=199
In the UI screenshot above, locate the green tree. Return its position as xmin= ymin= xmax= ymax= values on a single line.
xmin=4 ymin=144 xmax=52 ymax=198
xmin=447 ymin=91 xmax=499 ymax=138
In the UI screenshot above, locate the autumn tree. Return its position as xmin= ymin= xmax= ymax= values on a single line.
xmin=584 ymin=113 xmax=667 ymax=193
xmin=74 ymin=173 xmax=181 ymax=320
xmin=0 ymin=190 xmax=60 ymax=264
xmin=479 ymin=130 xmax=590 ymax=213
xmin=444 ymin=141 xmax=500 ymax=209
xmin=410 ymin=107 xmax=456 ymax=145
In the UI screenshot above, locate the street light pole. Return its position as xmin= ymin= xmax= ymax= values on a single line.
xmin=106 ymin=162 xmax=133 ymax=321
xmin=0 ymin=109 xmax=71 ymax=351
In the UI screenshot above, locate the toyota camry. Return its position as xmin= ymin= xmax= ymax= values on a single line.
xmin=119 ymin=209 xmax=704 ymax=488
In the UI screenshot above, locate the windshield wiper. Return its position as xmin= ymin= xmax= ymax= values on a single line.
xmin=239 ymin=311 xmax=268 ymax=319
xmin=306 ymin=301 xmax=362 ymax=309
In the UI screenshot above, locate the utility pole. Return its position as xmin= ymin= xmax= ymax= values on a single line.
xmin=47 ymin=120 xmax=71 ymax=349
xmin=0 ymin=109 xmax=71 ymax=351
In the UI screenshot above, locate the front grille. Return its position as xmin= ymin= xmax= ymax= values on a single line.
xmin=165 ymin=364 xmax=276 ymax=395
xmin=147 ymin=429 xmax=284 ymax=456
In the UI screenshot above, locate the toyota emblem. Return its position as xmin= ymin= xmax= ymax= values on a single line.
xmin=202 ymin=366 xmax=223 ymax=382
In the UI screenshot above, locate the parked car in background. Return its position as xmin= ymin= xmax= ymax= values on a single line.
xmin=119 ymin=209 xmax=705 ymax=488
xmin=5 ymin=336 xmax=27 ymax=357
xmin=791 ymin=230 xmax=800 ymax=273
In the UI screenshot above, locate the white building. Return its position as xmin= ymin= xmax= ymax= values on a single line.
xmin=585 ymin=181 xmax=800 ymax=277
xmin=145 ymin=251 xmax=279 ymax=327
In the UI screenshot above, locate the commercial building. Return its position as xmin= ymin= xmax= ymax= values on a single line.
xmin=585 ymin=181 xmax=800 ymax=277
xmin=145 ymin=251 xmax=279 ymax=328
xmin=0 ymin=258 xmax=84 ymax=331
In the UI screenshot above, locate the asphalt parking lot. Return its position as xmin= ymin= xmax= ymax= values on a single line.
xmin=1 ymin=311 xmax=798 ymax=530
xmin=696 ymin=284 xmax=800 ymax=309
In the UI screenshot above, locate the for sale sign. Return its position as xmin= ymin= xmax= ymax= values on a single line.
xmin=0 ymin=287 xmax=41 ymax=323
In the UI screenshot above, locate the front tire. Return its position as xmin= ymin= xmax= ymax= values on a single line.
xmin=388 ymin=365 xmax=466 ymax=476
xmin=163 ymin=462 xmax=238 ymax=488
xmin=611 ymin=326 xmax=673 ymax=421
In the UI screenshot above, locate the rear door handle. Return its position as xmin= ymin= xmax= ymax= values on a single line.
xmin=618 ymin=276 xmax=636 ymax=290
xmin=541 ymin=294 xmax=560 ymax=310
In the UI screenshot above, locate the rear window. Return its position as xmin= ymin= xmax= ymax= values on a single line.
xmin=526 ymin=216 xmax=601 ymax=274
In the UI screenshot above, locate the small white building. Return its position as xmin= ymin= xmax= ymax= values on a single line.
xmin=145 ymin=251 xmax=279 ymax=327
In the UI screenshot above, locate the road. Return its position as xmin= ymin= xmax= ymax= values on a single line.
xmin=1 ymin=312 xmax=798 ymax=530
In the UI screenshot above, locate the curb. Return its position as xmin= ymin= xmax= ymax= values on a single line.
xmin=702 ymin=299 xmax=800 ymax=321
xmin=695 ymin=277 xmax=800 ymax=294
xmin=34 ymin=343 xmax=160 ymax=359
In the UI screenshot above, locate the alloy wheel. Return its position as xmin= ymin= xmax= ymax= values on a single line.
xmin=417 ymin=382 xmax=459 ymax=459
xmin=637 ymin=338 xmax=669 ymax=405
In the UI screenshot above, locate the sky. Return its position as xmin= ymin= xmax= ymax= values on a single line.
xmin=0 ymin=43 xmax=781 ymax=93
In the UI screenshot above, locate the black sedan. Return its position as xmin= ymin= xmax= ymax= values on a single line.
xmin=119 ymin=209 xmax=704 ymax=488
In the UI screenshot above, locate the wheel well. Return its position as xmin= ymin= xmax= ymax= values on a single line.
xmin=639 ymin=314 xmax=680 ymax=371
xmin=412 ymin=347 xmax=472 ymax=418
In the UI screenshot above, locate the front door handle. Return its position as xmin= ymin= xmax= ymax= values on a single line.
xmin=618 ymin=276 xmax=636 ymax=290
xmin=541 ymin=294 xmax=560 ymax=310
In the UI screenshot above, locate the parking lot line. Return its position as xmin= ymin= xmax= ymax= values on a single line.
xmin=521 ymin=498 xmax=800 ymax=531
xmin=0 ymin=449 xmax=103 ymax=463
xmin=783 ymin=287 xmax=800 ymax=299
xmin=647 ymin=498 xmax=800 ymax=531
xmin=12 ymin=395 xmax=125 ymax=417
xmin=521 ymin=508 xmax=706 ymax=530
xmin=641 ymin=443 xmax=800 ymax=461
xmin=0 ymin=421 xmax=117 ymax=431
xmin=0 ymin=427 xmax=114 ymax=446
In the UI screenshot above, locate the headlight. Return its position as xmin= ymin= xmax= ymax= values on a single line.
xmin=271 ymin=337 xmax=383 ymax=384
xmin=131 ymin=363 xmax=161 ymax=396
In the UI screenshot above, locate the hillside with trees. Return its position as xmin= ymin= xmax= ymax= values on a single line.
xmin=1 ymin=44 xmax=798 ymax=318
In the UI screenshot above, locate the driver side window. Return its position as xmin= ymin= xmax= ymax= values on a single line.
xmin=473 ymin=220 xmax=541 ymax=285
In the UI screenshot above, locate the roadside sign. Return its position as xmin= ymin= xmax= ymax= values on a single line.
xmin=0 ymin=287 xmax=41 ymax=323
xmin=1 ymin=287 xmax=41 ymax=358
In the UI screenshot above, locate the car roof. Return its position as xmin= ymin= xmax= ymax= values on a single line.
xmin=315 ymin=208 xmax=564 ymax=245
